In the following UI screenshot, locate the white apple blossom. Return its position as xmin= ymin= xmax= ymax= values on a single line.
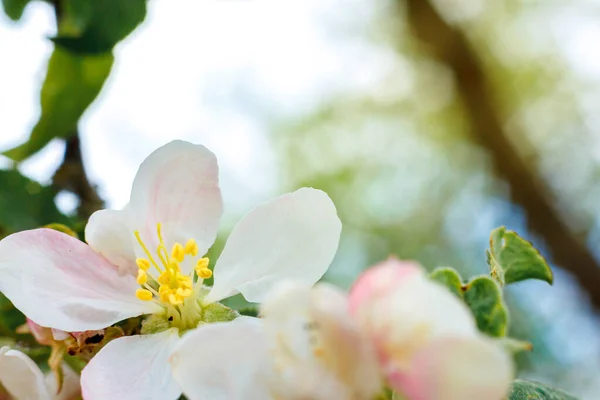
xmin=348 ymin=258 xmax=514 ymax=400
xmin=0 ymin=347 xmax=79 ymax=400
xmin=0 ymin=141 xmax=342 ymax=400
xmin=170 ymin=282 xmax=382 ymax=400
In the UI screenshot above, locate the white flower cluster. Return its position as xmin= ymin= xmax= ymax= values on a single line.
xmin=0 ymin=141 xmax=512 ymax=400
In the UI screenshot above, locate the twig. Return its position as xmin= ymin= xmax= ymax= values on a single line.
xmin=52 ymin=133 xmax=104 ymax=221
xmin=404 ymin=0 xmax=600 ymax=308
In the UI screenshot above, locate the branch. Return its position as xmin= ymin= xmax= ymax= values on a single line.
xmin=52 ymin=133 xmax=104 ymax=221
xmin=404 ymin=0 xmax=600 ymax=307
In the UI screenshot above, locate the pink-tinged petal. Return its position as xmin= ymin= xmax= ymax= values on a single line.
xmin=85 ymin=208 xmax=137 ymax=276
xmin=0 ymin=347 xmax=49 ymax=400
xmin=393 ymin=337 xmax=513 ymax=400
xmin=349 ymin=259 xmax=477 ymax=373
xmin=81 ymin=329 xmax=181 ymax=400
xmin=205 ymin=188 xmax=341 ymax=304
xmin=310 ymin=284 xmax=382 ymax=398
xmin=27 ymin=319 xmax=54 ymax=346
xmin=45 ymin=363 xmax=81 ymax=400
xmin=128 ymin=141 xmax=222 ymax=274
xmin=348 ymin=257 xmax=423 ymax=314
xmin=171 ymin=318 xmax=273 ymax=400
xmin=261 ymin=282 xmax=382 ymax=399
xmin=0 ymin=229 xmax=160 ymax=332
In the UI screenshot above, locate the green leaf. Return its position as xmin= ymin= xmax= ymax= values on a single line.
xmin=1 ymin=0 xmax=30 ymax=21
xmin=462 ymin=276 xmax=508 ymax=337
xmin=488 ymin=226 xmax=553 ymax=285
xmin=429 ymin=267 xmax=463 ymax=299
xmin=3 ymin=48 xmax=113 ymax=161
xmin=238 ymin=306 xmax=260 ymax=317
xmin=53 ymin=0 xmax=147 ymax=54
xmin=0 ymin=170 xmax=70 ymax=235
xmin=509 ymin=379 xmax=578 ymax=400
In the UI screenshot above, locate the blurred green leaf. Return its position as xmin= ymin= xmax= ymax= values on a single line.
xmin=53 ymin=0 xmax=147 ymax=54
xmin=0 ymin=169 xmax=69 ymax=235
xmin=488 ymin=226 xmax=553 ymax=285
xmin=429 ymin=267 xmax=463 ymax=299
xmin=463 ymin=276 xmax=508 ymax=337
xmin=3 ymin=48 xmax=113 ymax=161
xmin=509 ymin=380 xmax=578 ymax=400
xmin=0 ymin=293 xmax=25 ymax=334
xmin=1 ymin=0 xmax=30 ymax=21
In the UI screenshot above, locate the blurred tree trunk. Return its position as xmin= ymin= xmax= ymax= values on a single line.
xmin=52 ymin=133 xmax=104 ymax=221
xmin=404 ymin=0 xmax=600 ymax=308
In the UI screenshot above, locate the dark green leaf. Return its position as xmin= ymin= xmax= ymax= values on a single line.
xmin=463 ymin=276 xmax=508 ymax=337
xmin=238 ymin=307 xmax=260 ymax=317
xmin=3 ymin=48 xmax=113 ymax=161
xmin=429 ymin=267 xmax=463 ymax=299
xmin=509 ymin=379 xmax=578 ymax=400
xmin=0 ymin=169 xmax=70 ymax=235
xmin=53 ymin=0 xmax=147 ymax=54
xmin=488 ymin=226 xmax=553 ymax=285
xmin=1 ymin=0 xmax=30 ymax=21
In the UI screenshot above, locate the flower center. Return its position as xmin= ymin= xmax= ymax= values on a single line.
xmin=133 ymin=223 xmax=213 ymax=306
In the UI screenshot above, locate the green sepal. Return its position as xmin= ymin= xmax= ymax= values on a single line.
xmin=140 ymin=314 xmax=171 ymax=335
xmin=202 ymin=302 xmax=240 ymax=324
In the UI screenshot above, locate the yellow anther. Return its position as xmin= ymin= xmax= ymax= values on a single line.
xmin=196 ymin=268 xmax=212 ymax=279
xmin=196 ymin=257 xmax=210 ymax=270
xmin=136 ymin=289 xmax=153 ymax=301
xmin=184 ymin=239 xmax=198 ymax=256
xmin=136 ymin=269 xmax=148 ymax=285
xmin=168 ymin=293 xmax=181 ymax=305
xmin=171 ymin=243 xmax=185 ymax=263
xmin=136 ymin=258 xmax=150 ymax=271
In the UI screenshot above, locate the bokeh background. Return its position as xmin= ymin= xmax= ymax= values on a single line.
xmin=1 ymin=0 xmax=600 ymax=398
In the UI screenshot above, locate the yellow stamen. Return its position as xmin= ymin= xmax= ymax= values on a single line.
xmin=136 ymin=269 xmax=148 ymax=285
xmin=134 ymin=231 xmax=161 ymax=271
xmin=184 ymin=239 xmax=198 ymax=256
xmin=171 ymin=243 xmax=185 ymax=262
xmin=196 ymin=267 xmax=212 ymax=279
xmin=136 ymin=289 xmax=153 ymax=301
xmin=196 ymin=257 xmax=210 ymax=270
xmin=136 ymin=258 xmax=150 ymax=271
xmin=133 ymin=222 xmax=205 ymax=307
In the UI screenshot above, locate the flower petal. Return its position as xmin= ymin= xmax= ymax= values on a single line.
xmin=81 ymin=329 xmax=181 ymax=400
xmin=171 ymin=318 xmax=273 ymax=400
xmin=85 ymin=208 xmax=137 ymax=276
xmin=206 ymin=188 xmax=341 ymax=303
xmin=393 ymin=337 xmax=514 ymax=400
xmin=128 ymin=141 xmax=223 ymax=273
xmin=262 ymin=282 xmax=382 ymax=399
xmin=0 ymin=229 xmax=160 ymax=331
xmin=0 ymin=347 xmax=49 ymax=400
xmin=350 ymin=259 xmax=476 ymax=344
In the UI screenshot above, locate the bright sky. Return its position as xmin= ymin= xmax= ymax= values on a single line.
xmin=0 ymin=0 xmax=380 ymax=217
